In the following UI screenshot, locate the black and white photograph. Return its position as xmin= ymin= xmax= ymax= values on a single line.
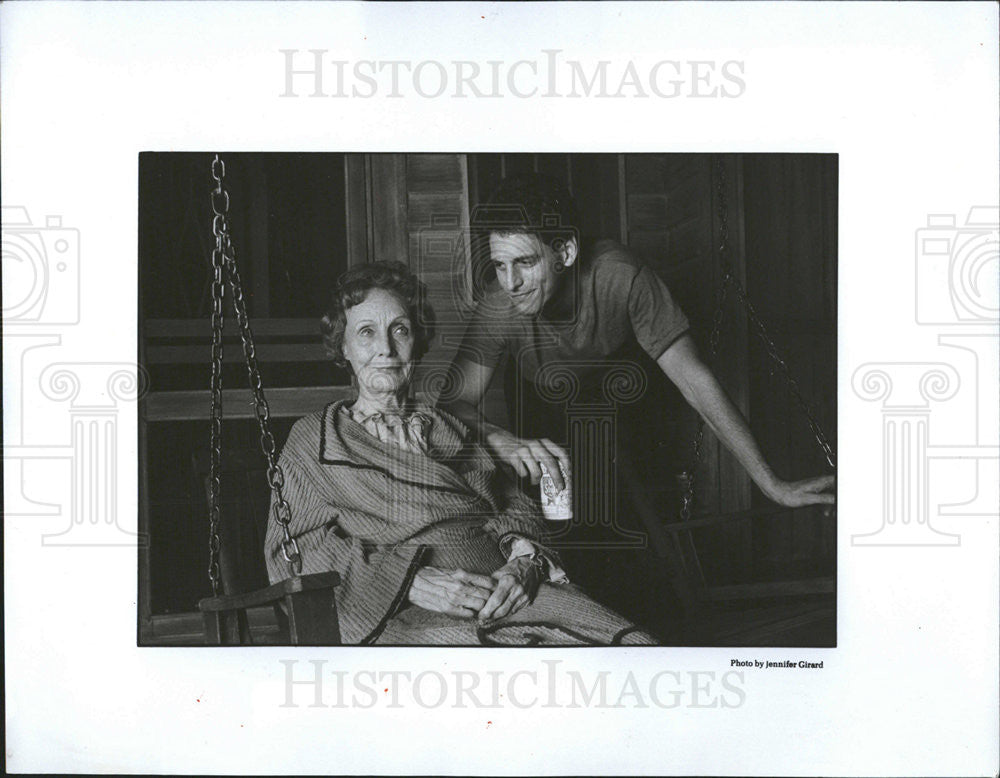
xmin=3 ymin=2 xmax=997 ymax=775
xmin=138 ymin=152 xmax=837 ymax=648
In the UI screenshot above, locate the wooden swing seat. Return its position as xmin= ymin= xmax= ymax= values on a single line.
xmin=198 ymin=572 xmax=341 ymax=646
xmin=620 ymin=463 xmax=835 ymax=646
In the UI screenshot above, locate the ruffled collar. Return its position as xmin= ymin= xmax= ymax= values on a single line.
xmin=341 ymin=401 xmax=434 ymax=455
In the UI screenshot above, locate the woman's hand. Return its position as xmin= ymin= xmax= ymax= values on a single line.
xmin=485 ymin=428 xmax=570 ymax=491
xmin=407 ymin=566 xmax=497 ymax=618
xmin=762 ymin=474 xmax=836 ymax=508
xmin=477 ymin=556 xmax=544 ymax=622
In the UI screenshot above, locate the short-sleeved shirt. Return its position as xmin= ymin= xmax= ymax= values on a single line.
xmin=456 ymin=240 xmax=690 ymax=388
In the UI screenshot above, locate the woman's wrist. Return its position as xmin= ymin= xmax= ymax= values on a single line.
xmin=515 ymin=552 xmax=546 ymax=582
xmin=502 ymin=554 xmax=545 ymax=592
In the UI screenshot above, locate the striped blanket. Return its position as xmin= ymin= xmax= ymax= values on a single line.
xmin=265 ymin=401 xmax=655 ymax=646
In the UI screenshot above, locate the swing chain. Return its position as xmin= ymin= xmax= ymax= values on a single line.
xmin=223 ymin=246 xmax=302 ymax=573
xmin=209 ymin=155 xmax=302 ymax=580
xmin=728 ymin=269 xmax=837 ymax=470
xmin=679 ymin=157 xmax=836 ymax=522
xmin=208 ymin=159 xmax=227 ymax=595
xmin=679 ymin=160 xmax=735 ymax=522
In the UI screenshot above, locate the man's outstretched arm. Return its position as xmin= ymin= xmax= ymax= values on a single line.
xmin=657 ymin=333 xmax=834 ymax=507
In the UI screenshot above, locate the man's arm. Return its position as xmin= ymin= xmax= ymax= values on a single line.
xmin=438 ymin=356 xmax=500 ymax=436
xmin=440 ymin=355 xmax=570 ymax=489
xmin=657 ymin=334 xmax=834 ymax=507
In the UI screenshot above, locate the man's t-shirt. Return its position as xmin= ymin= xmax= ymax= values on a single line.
xmin=456 ymin=239 xmax=690 ymax=388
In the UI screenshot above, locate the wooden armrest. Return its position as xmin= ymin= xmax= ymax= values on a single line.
xmin=198 ymin=572 xmax=341 ymax=613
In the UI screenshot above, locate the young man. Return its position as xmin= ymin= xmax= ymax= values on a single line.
xmin=442 ymin=174 xmax=834 ymax=509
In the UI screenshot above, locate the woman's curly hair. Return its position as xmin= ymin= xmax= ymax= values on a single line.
xmin=320 ymin=261 xmax=435 ymax=368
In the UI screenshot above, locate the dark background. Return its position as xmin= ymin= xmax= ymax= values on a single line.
xmin=138 ymin=152 xmax=837 ymax=646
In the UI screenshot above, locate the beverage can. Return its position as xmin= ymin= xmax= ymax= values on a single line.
xmin=539 ymin=460 xmax=572 ymax=522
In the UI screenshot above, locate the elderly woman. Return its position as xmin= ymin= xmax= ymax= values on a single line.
xmin=264 ymin=261 xmax=655 ymax=646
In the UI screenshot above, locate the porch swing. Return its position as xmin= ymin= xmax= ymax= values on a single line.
xmin=630 ymin=158 xmax=837 ymax=644
xmin=195 ymin=155 xmax=341 ymax=646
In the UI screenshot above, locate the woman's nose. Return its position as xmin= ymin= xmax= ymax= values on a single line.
xmin=375 ymin=330 xmax=394 ymax=356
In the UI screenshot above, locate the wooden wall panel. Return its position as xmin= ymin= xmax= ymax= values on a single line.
xmin=742 ymin=154 xmax=837 ymax=577
xmin=344 ymin=153 xmax=369 ymax=267
xmin=402 ymin=155 xmax=483 ymax=413
xmin=368 ymin=154 xmax=408 ymax=264
xmin=568 ymin=154 xmax=622 ymax=241
xmin=623 ymin=154 xmax=752 ymax=548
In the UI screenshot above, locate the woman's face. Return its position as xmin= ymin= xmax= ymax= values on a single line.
xmin=342 ymin=287 xmax=417 ymax=397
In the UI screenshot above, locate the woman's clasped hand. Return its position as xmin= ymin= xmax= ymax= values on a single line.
xmin=407 ymin=557 xmax=544 ymax=622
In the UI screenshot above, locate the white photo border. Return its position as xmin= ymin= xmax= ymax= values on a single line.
xmin=2 ymin=2 xmax=998 ymax=775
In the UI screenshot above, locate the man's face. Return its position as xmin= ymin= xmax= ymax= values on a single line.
xmin=488 ymin=231 xmax=568 ymax=316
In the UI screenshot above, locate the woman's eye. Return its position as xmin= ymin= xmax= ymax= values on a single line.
xmin=358 ymin=327 xmax=373 ymax=337
xmin=394 ymin=325 xmax=410 ymax=336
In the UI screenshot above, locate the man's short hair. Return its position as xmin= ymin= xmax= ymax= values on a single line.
xmin=473 ymin=173 xmax=580 ymax=251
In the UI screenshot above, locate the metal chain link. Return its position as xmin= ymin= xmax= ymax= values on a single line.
xmin=208 ymin=158 xmax=227 ymax=595
xmin=679 ymin=157 xmax=836 ymax=521
xmin=208 ymin=154 xmax=302 ymax=582
xmin=728 ymin=271 xmax=837 ymax=470
xmin=678 ymin=159 xmax=735 ymax=521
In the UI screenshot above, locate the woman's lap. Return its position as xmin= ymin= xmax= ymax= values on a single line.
xmin=374 ymin=582 xmax=658 ymax=646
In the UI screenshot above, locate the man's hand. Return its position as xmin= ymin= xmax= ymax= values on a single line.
xmin=407 ymin=567 xmax=497 ymax=618
xmin=486 ymin=428 xmax=570 ymax=491
xmin=437 ymin=357 xmax=570 ymax=490
xmin=477 ymin=556 xmax=544 ymax=622
xmin=762 ymin=474 xmax=835 ymax=507
xmin=659 ymin=337 xmax=836 ymax=512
